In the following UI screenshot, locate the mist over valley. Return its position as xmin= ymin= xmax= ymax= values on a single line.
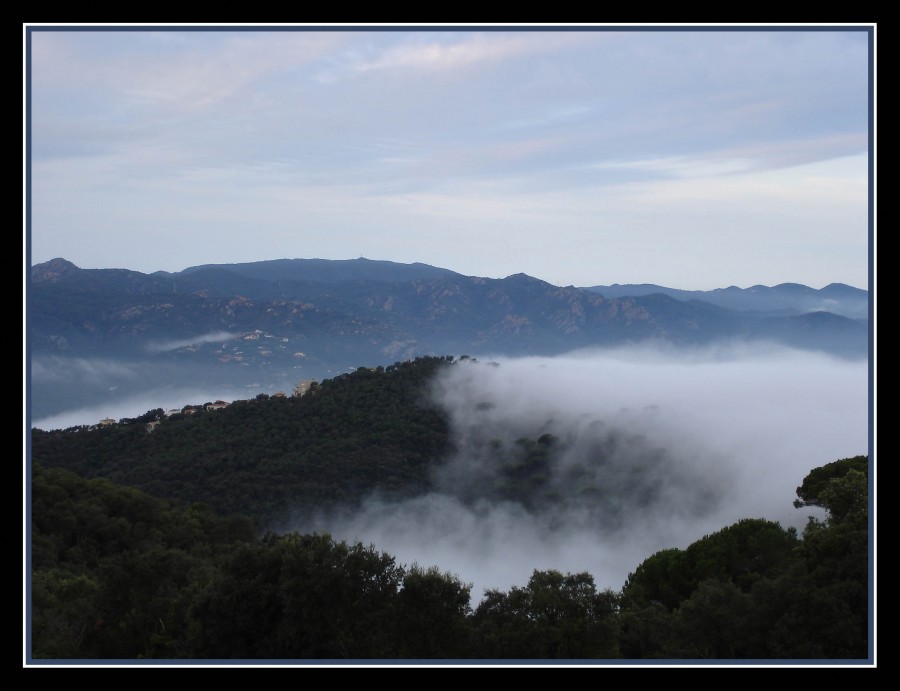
xmin=296 ymin=347 xmax=867 ymax=600
xmin=27 ymin=27 xmax=872 ymax=661
xmin=31 ymin=342 xmax=867 ymax=606
xmin=28 ymin=258 xmax=871 ymax=660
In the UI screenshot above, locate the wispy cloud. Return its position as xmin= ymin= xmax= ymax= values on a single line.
xmin=30 ymin=356 xmax=139 ymax=383
xmin=33 ymin=31 xmax=341 ymax=114
xmin=145 ymin=331 xmax=238 ymax=354
xmin=29 ymin=27 xmax=870 ymax=289
xmin=351 ymin=32 xmax=586 ymax=75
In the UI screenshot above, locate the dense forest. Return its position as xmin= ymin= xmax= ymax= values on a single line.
xmin=32 ymin=356 xmax=455 ymax=525
xmin=28 ymin=357 xmax=870 ymax=661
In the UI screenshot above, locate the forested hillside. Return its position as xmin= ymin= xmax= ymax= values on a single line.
xmin=29 ymin=456 xmax=869 ymax=660
xmin=29 ymin=358 xmax=870 ymax=661
xmin=32 ymin=356 xmax=454 ymax=524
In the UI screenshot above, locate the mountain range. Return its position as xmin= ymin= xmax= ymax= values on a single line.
xmin=583 ymin=282 xmax=868 ymax=319
xmin=29 ymin=257 xmax=869 ymax=421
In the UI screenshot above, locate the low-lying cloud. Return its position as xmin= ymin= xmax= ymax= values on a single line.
xmin=30 ymin=355 xmax=141 ymax=384
xmin=299 ymin=344 xmax=869 ymax=600
xmin=29 ymin=353 xmax=279 ymax=425
xmin=144 ymin=331 xmax=237 ymax=354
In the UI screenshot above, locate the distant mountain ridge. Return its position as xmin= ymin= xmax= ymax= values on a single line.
xmin=29 ymin=257 xmax=869 ymax=420
xmin=584 ymin=282 xmax=868 ymax=319
xmin=168 ymin=257 xmax=464 ymax=284
xmin=33 ymin=257 xmax=869 ymax=317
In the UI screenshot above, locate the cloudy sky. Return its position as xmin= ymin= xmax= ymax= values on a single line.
xmin=27 ymin=25 xmax=872 ymax=290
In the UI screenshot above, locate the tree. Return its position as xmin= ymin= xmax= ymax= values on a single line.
xmin=391 ymin=565 xmax=473 ymax=658
xmin=472 ymin=570 xmax=619 ymax=659
xmin=668 ymin=579 xmax=753 ymax=659
xmin=794 ymin=455 xmax=867 ymax=511
xmin=190 ymin=533 xmax=404 ymax=659
xmin=793 ymin=458 xmax=869 ymax=658
xmin=620 ymin=519 xmax=799 ymax=613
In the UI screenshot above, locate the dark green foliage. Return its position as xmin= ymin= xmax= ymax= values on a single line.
xmin=790 ymin=459 xmax=869 ymax=658
xmin=619 ymin=548 xmax=688 ymax=613
xmin=30 ymin=465 xmax=255 ymax=659
xmin=31 ymin=465 xmax=473 ymax=660
xmin=30 ymin=391 xmax=870 ymax=662
xmin=391 ymin=565 xmax=473 ymax=658
xmin=743 ymin=562 xmax=864 ymax=659
xmin=190 ymin=533 xmax=405 ymax=659
xmin=667 ymin=579 xmax=754 ymax=659
xmin=472 ymin=570 xmax=620 ymax=659
xmin=32 ymin=356 xmax=453 ymax=524
xmin=617 ymin=603 xmax=675 ymax=659
xmin=794 ymin=455 xmax=868 ymax=510
xmin=617 ymin=457 xmax=870 ymax=659
xmin=31 ymin=570 xmax=101 ymax=659
xmin=620 ymin=518 xmax=800 ymax=612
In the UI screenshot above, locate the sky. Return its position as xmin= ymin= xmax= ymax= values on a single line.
xmin=26 ymin=25 xmax=872 ymax=290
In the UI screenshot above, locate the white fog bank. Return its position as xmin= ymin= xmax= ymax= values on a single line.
xmin=299 ymin=345 xmax=869 ymax=600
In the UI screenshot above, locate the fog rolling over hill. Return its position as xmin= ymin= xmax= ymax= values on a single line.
xmin=297 ymin=346 xmax=868 ymax=601
xmin=29 ymin=257 xmax=870 ymax=596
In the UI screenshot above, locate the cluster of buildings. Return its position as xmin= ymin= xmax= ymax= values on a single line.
xmin=97 ymin=380 xmax=320 ymax=430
